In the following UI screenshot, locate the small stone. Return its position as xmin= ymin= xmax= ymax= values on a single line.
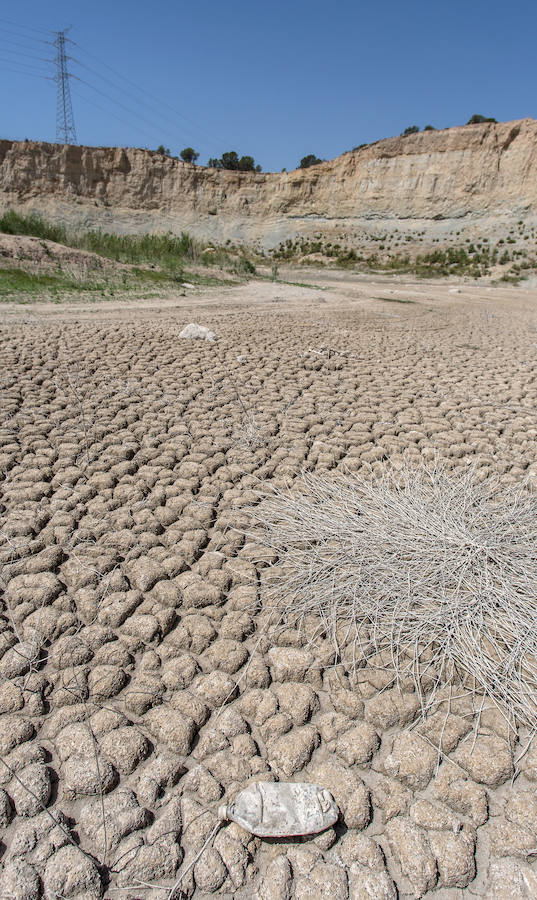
xmin=161 ymin=654 xmax=199 ymax=690
xmin=520 ymin=737 xmax=537 ymax=782
xmin=431 ymin=764 xmax=488 ymax=826
xmin=192 ymin=671 xmax=238 ymax=707
xmin=452 ymin=734 xmax=513 ymax=786
xmin=428 ymin=829 xmax=476 ymax=888
xmin=486 ymin=858 xmax=537 ymax=898
xmin=0 ymin=715 xmax=34 ymax=754
xmin=217 ymin=706 xmax=249 ymax=738
xmin=505 ymin=790 xmax=537 ymax=834
xmin=150 ymin=578 xmax=182 ymax=608
xmin=213 ymin=826 xmax=249 ymax=888
xmin=308 ymin=758 xmax=370 ymax=830
xmin=0 ymin=744 xmax=47 ymax=787
xmin=268 ymin=725 xmax=319 ymax=776
xmin=348 ymin=864 xmax=397 ymax=900
xmin=332 ymin=690 xmax=365 ymax=719
xmin=487 ymin=818 xmax=536 ymax=858
xmin=7 ymin=572 xmax=62 ymax=609
xmin=379 ymin=732 xmax=437 ymax=790
xmin=193 ymin=727 xmax=229 ymax=760
xmin=97 ymin=590 xmax=143 ymax=627
xmin=200 ymin=638 xmax=249 ymax=675
xmin=336 ymin=722 xmax=380 ymax=766
xmin=43 ymin=845 xmax=102 ymax=899
xmin=100 ymin=726 xmax=151 ymax=774
xmin=417 ymin=710 xmax=471 ymax=754
xmin=194 ymin=846 xmax=227 ymax=892
xmin=170 ymin=690 xmax=210 ymax=727
xmin=258 ymin=855 xmax=293 ymax=900
xmin=0 ymin=641 xmax=37 ymax=678
xmin=63 ymin=753 xmax=117 ymax=798
xmin=339 ymin=833 xmax=386 ymax=868
xmin=409 ymin=799 xmax=463 ymax=832
xmin=371 ymin=775 xmax=412 ymax=823
xmin=124 ymin=557 xmax=165 ymax=592
xmin=240 ymin=688 xmax=277 ymax=725
xmin=181 ymin=764 xmax=223 ymax=802
xmin=52 ymin=666 xmax=89 ymax=707
xmin=244 ymin=654 xmax=271 ymax=688
xmin=0 ymin=680 xmax=24 ymax=714
xmin=121 ymin=613 xmax=161 ymax=644
xmin=260 ymin=712 xmax=293 ymax=743
xmin=123 ymin=674 xmax=164 ymax=715
xmin=179 ymin=575 xmax=223 ymax=609
xmin=116 ymin=842 xmax=182 ymax=889
xmin=179 ymin=322 xmax=218 ymax=341
xmin=385 ymin=817 xmax=437 ymax=896
xmin=204 ymin=749 xmax=252 ymax=785
xmin=296 ymin=860 xmax=348 ymax=899
xmin=274 ymin=682 xmax=320 ymax=725
xmin=136 ymin=752 xmax=186 ymax=806
xmin=0 ymin=857 xmax=40 ymax=900
xmin=0 ymin=786 xmax=13 ymax=827
xmin=88 ymin=664 xmax=128 ymax=699
xmin=364 ymin=692 xmax=399 ymax=730
xmin=267 ymin=647 xmax=315 ymax=683
xmin=10 ymin=763 xmax=52 ymax=816
xmin=144 ymin=705 xmax=197 ymax=755
xmin=80 ymin=789 xmax=150 ymax=853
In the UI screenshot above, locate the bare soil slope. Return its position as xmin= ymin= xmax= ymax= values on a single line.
xmin=2 ymin=119 xmax=537 ymax=254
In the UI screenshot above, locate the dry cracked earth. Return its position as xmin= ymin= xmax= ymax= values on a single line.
xmin=1 ymin=270 xmax=537 ymax=900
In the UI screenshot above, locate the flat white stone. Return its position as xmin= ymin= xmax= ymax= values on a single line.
xmin=179 ymin=323 xmax=217 ymax=341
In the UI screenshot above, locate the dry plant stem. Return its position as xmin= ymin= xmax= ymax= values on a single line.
xmin=249 ymin=459 xmax=537 ymax=730
xmin=166 ymin=821 xmax=224 ymax=900
xmin=0 ymin=756 xmax=97 ymax=864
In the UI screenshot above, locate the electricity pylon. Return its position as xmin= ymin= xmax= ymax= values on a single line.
xmin=53 ymin=29 xmax=77 ymax=145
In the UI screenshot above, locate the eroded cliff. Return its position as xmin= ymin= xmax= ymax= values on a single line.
xmin=1 ymin=118 xmax=536 ymax=250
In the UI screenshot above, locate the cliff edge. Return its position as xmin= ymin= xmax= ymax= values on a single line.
xmin=1 ymin=118 xmax=536 ymax=249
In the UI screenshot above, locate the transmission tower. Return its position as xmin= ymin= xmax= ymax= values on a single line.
xmin=53 ymin=29 xmax=77 ymax=144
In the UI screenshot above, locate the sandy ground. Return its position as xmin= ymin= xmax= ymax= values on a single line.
xmin=1 ymin=270 xmax=537 ymax=899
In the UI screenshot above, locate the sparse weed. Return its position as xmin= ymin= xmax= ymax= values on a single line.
xmin=251 ymin=459 xmax=537 ymax=730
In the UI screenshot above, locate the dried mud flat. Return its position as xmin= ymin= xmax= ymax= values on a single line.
xmin=1 ymin=270 xmax=537 ymax=900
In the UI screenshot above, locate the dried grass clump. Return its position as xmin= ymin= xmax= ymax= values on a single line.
xmin=251 ymin=461 xmax=537 ymax=728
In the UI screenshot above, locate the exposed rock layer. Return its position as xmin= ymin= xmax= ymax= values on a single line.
xmin=1 ymin=118 xmax=536 ymax=247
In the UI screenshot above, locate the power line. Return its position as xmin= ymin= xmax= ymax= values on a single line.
xmin=0 ymin=45 xmax=51 ymax=65
xmin=0 ymin=64 xmax=48 ymax=80
xmin=71 ymin=86 xmax=166 ymax=146
xmin=0 ymin=57 xmax=50 ymax=75
xmin=0 ymin=26 xmax=48 ymax=46
xmin=0 ymin=36 xmax=49 ymax=53
xmin=53 ymin=30 xmax=77 ymax=144
xmin=0 ymin=16 xmax=50 ymax=36
xmin=71 ymin=39 xmax=233 ymax=148
xmin=72 ymin=73 xmax=191 ymax=149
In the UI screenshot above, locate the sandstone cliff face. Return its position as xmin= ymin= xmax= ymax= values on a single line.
xmin=1 ymin=118 xmax=536 ymax=248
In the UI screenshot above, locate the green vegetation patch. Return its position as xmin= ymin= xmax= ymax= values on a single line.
xmin=374 ymin=296 xmax=416 ymax=304
xmin=0 ymin=266 xmax=106 ymax=299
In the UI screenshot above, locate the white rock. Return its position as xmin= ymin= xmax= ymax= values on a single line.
xmin=179 ymin=323 xmax=217 ymax=341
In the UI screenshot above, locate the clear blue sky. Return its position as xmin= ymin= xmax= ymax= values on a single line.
xmin=1 ymin=0 xmax=535 ymax=172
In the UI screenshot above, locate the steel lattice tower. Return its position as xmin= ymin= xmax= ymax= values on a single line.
xmin=53 ymin=29 xmax=77 ymax=145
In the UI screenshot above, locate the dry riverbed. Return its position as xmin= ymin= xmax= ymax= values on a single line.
xmin=1 ymin=271 xmax=537 ymax=899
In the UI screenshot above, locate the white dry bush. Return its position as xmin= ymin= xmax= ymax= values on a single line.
xmin=250 ymin=460 xmax=537 ymax=729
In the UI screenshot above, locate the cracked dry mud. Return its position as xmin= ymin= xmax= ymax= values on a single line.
xmin=1 ymin=270 xmax=537 ymax=899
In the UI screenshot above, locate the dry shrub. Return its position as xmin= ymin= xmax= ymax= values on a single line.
xmin=251 ymin=460 xmax=537 ymax=728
